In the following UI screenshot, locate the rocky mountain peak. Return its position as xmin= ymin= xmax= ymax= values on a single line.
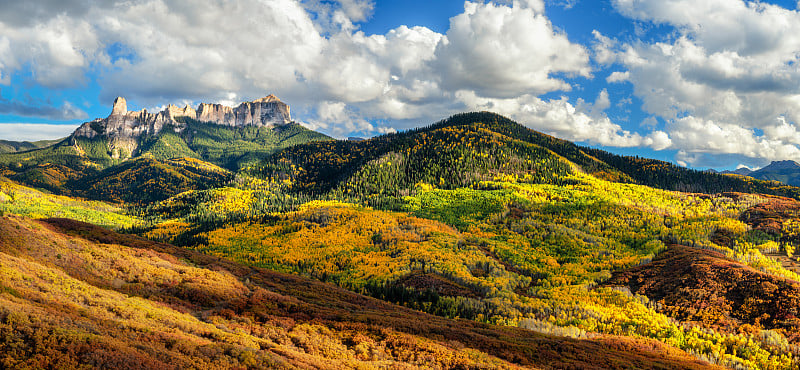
xmin=764 ymin=160 xmax=800 ymax=170
xmin=71 ymin=94 xmax=293 ymax=159
xmin=252 ymin=94 xmax=280 ymax=103
xmin=111 ymin=97 xmax=127 ymax=115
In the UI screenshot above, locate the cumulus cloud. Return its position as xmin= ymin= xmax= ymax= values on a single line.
xmin=1 ymin=1 xmax=598 ymax=136
xmin=606 ymin=71 xmax=629 ymax=83
xmin=9 ymin=0 xmax=799 ymax=169
xmin=301 ymin=101 xmax=395 ymax=138
xmin=0 ymin=0 xmax=603 ymax=142
xmin=457 ymin=89 xmax=671 ymax=150
xmin=434 ymin=1 xmax=590 ymax=98
xmin=0 ymin=0 xmax=107 ymax=28
xmin=667 ymin=116 xmax=800 ymax=160
xmin=0 ymin=14 xmax=98 ymax=87
xmin=601 ymin=0 xmax=800 ymax=166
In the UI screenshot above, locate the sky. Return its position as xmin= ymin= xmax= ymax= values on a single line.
xmin=1 ymin=0 xmax=800 ymax=170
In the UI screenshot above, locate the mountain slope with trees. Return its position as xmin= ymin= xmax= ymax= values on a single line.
xmin=6 ymin=111 xmax=800 ymax=368
xmin=257 ymin=112 xmax=800 ymax=206
xmin=0 ymin=215 xmax=718 ymax=369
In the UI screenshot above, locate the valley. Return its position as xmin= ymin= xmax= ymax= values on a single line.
xmin=3 ymin=106 xmax=800 ymax=368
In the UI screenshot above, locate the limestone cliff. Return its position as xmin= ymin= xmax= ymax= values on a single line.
xmin=71 ymin=95 xmax=292 ymax=158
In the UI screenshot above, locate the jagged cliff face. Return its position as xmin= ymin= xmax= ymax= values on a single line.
xmin=196 ymin=95 xmax=291 ymax=127
xmin=72 ymin=95 xmax=292 ymax=158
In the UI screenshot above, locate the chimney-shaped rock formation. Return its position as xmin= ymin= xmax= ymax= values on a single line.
xmin=111 ymin=97 xmax=127 ymax=115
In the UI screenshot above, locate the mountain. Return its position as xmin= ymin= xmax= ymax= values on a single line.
xmin=744 ymin=160 xmax=800 ymax=186
xmin=255 ymin=112 xmax=800 ymax=206
xmin=0 ymin=94 xmax=327 ymax=170
xmin=0 ymin=215 xmax=717 ymax=369
xmin=717 ymin=160 xmax=800 ymax=186
xmin=71 ymin=94 xmax=293 ymax=160
xmin=0 ymin=95 xmax=329 ymax=203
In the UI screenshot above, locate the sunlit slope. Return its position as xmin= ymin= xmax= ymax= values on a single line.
xmin=152 ymin=167 xmax=800 ymax=368
xmin=72 ymin=157 xmax=232 ymax=204
xmin=119 ymin=111 xmax=800 ymax=368
xmin=257 ymin=112 xmax=606 ymax=199
xmin=0 ymin=179 xmax=138 ymax=228
xmin=607 ymin=245 xmax=800 ymax=342
xmin=0 ymin=155 xmax=231 ymax=204
xmin=0 ymin=215 xmax=715 ymax=369
xmin=0 ymin=120 xmax=329 ymax=204
xmin=175 ymin=119 xmax=331 ymax=170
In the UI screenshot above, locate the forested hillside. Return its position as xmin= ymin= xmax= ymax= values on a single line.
xmin=258 ymin=112 xmax=800 ymax=203
xmin=0 ymin=139 xmax=61 ymax=154
xmin=5 ymin=111 xmax=800 ymax=368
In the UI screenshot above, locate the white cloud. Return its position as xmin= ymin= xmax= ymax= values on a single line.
xmin=606 ymin=71 xmax=629 ymax=83
xmin=669 ymin=116 xmax=781 ymax=157
xmin=0 ymin=123 xmax=78 ymax=141
xmin=603 ymin=0 xmax=800 ymax=166
xmin=641 ymin=116 xmax=658 ymax=127
xmin=0 ymin=0 xmax=598 ymax=143
xmin=0 ymin=14 xmax=98 ymax=88
xmin=433 ymin=1 xmax=590 ymax=98
xmin=457 ymin=90 xmax=671 ymax=150
xmin=546 ymin=0 xmax=579 ymax=10
xmin=336 ymin=0 xmax=374 ymax=22
xmin=737 ymin=163 xmax=758 ymax=171
xmin=300 ymin=101 xmax=395 ymax=138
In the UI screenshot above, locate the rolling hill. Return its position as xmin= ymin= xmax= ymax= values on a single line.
xmin=254 ymin=112 xmax=800 ymax=209
xmin=0 ymin=215 xmax=718 ymax=369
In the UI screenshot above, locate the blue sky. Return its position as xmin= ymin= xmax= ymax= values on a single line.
xmin=1 ymin=0 xmax=800 ymax=170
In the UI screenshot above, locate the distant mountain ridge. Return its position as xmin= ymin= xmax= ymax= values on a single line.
xmin=721 ymin=167 xmax=754 ymax=176
xmin=721 ymin=160 xmax=800 ymax=186
xmin=0 ymin=139 xmax=62 ymax=154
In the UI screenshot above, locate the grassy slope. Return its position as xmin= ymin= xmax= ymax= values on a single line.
xmin=0 ymin=215 xmax=717 ymax=369
xmin=8 ymin=111 xmax=800 ymax=367
xmin=150 ymin=112 xmax=800 ymax=368
xmin=152 ymin=172 xmax=800 ymax=367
